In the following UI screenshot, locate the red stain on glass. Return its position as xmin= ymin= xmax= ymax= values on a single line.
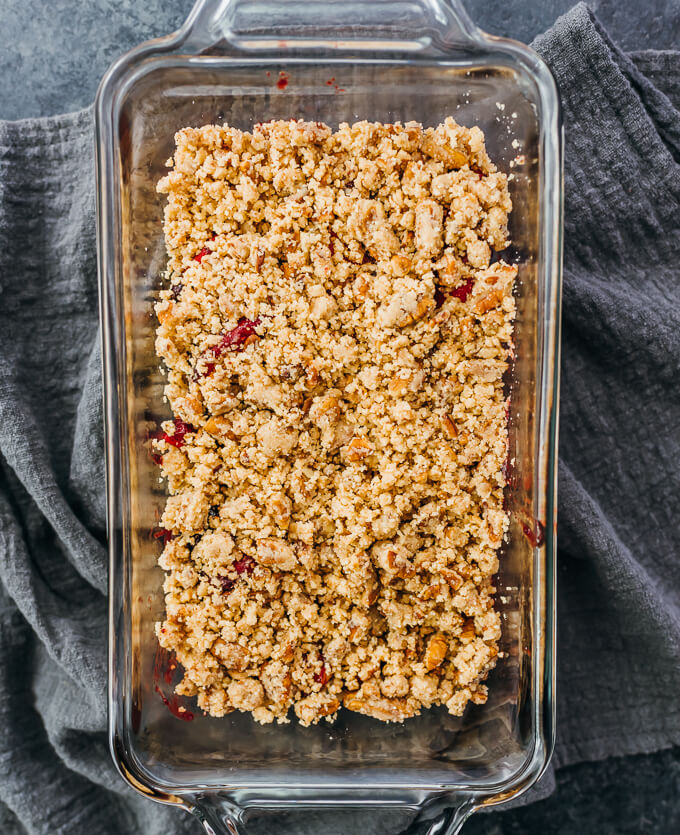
xmin=152 ymin=528 xmax=173 ymax=545
xmin=154 ymin=686 xmax=194 ymax=721
xmin=153 ymin=646 xmax=195 ymax=721
xmin=522 ymin=518 xmax=545 ymax=548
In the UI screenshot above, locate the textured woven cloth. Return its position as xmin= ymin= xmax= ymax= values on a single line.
xmin=0 ymin=4 xmax=678 ymax=833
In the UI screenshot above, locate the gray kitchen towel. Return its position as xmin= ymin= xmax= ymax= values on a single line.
xmin=0 ymin=4 xmax=678 ymax=834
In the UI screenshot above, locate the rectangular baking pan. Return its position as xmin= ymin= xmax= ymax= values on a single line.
xmin=95 ymin=1 xmax=562 ymax=832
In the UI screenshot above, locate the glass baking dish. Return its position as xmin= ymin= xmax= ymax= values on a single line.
xmin=95 ymin=1 xmax=562 ymax=832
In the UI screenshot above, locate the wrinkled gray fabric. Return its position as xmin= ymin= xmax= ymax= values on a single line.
xmin=0 ymin=4 xmax=678 ymax=833
xmin=533 ymin=6 xmax=680 ymax=769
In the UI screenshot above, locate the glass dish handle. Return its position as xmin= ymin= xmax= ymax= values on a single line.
xmin=183 ymin=0 xmax=481 ymax=51
xmin=192 ymin=795 xmax=477 ymax=835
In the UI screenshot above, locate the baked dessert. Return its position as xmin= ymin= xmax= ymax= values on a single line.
xmin=153 ymin=118 xmax=516 ymax=725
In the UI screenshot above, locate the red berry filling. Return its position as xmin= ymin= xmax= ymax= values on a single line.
xmin=214 ymin=317 xmax=261 ymax=357
xmin=216 ymin=555 xmax=255 ymax=595
xmin=193 ymin=234 xmax=217 ymax=263
xmin=450 ymin=278 xmax=474 ymax=302
xmin=233 ymin=554 xmax=256 ymax=576
xmin=434 ymin=287 xmax=447 ymax=308
xmin=219 ymin=575 xmax=236 ymax=594
xmin=162 ymin=418 xmax=196 ymax=448
xmin=194 ymin=317 xmax=262 ymax=380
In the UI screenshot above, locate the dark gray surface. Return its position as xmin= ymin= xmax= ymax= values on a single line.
xmin=1 ymin=2 xmax=680 ymax=835
xmin=0 ymin=0 xmax=680 ymax=120
xmin=467 ymin=747 xmax=680 ymax=835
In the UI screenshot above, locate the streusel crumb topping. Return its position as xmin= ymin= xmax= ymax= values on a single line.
xmin=153 ymin=118 xmax=516 ymax=725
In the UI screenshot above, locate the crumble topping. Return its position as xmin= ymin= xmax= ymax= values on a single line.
xmin=153 ymin=118 xmax=516 ymax=725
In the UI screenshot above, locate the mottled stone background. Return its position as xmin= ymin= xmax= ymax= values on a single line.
xmin=1 ymin=0 xmax=679 ymax=119
xmin=1 ymin=0 xmax=679 ymax=832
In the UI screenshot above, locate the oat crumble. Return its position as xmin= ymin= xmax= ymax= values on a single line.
xmin=153 ymin=118 xmax=516 ymax=726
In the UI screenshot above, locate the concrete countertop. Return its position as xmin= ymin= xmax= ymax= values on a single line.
xmin=2 ymin=0 xmax=679 ymax=120
xmin=1 ymin=1 xmax=679 ymax=833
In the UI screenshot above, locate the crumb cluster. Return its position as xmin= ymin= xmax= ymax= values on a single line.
xmin=153 ymin=118 xmax=516 ymax=725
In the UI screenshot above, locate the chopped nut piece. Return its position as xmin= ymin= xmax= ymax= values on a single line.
xmin=256 ymin=538 xmax=298 ymax=571
xmin=204 ymin=415 xmax=237 ymax=441
xmin=261 ymin=661 xmax=292 ymax=705
xmin=390 ymin=254 xmax=412 ymax=276
xmin=424 ymin=633 xmax=449 ymax=671
xmin=421 ymin=583 xmax=443 ymax=600
xmin=415 ymin=199 xmax=444 ymax=257
xmin=156 ymin=302 xmax=174 ymax=325
xmin=460 ymin=618 xmax=477 ymax=640
xmin=309 ymin=393 xmax=340 ymax=423
xmin=378 ymin=289 xmax=435 ymax=328
xmin=440 ymin=567 xmax=464 ymax=591
xmin=388 ymin=373 xmax=412 ymax=396
xmin=474 ymin=289 xmax=505 ymax=315
xmin=295 ymin=694 xmax=341 ymax=726
xmin=343 ymin=682 xmax=418 ymax=722
xmin=421 ymin=136 xmax=468 ymax=168
xmin=213 ymin=640 xmax=249 ymax=671
xmin=345 ymin=435 xmax=373 ymax=462
xmin=441 ymin=414 xmax=458 ymax=439
xmin=256 ymin=418 xmax=298 ymax=457
xmin=371 ymin=541 xmax=416 ymax=579
xmin=227 ymin=679 xmax=265 ymax=711
xmin=270 ymin=493 xmax=292 ymax=528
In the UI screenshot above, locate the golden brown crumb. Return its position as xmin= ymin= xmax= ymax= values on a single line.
xmin=153 ymin=118 xmax=515 ymax=726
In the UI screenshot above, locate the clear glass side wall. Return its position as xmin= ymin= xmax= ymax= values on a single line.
xmin=103 ymin=57 xmax=549 ymax=792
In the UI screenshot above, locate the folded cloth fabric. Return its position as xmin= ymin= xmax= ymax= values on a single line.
xmin=0 ymin=4 xmax=678 ymax=833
